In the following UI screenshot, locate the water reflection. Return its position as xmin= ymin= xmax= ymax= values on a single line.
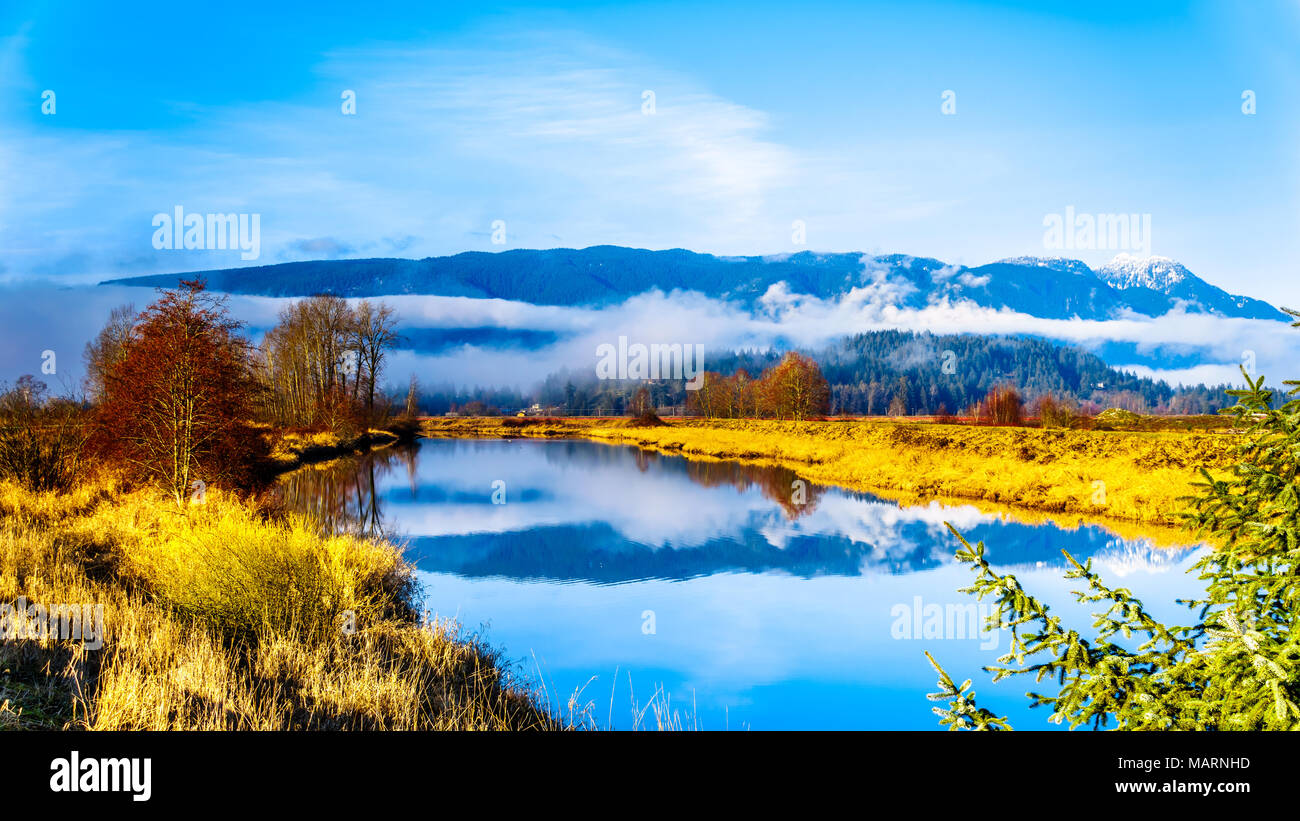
xmin=276 ymin=437 xmax=1209 ymax=729
xmin=274 ymin=443 xmax=420 ymax=539
xmin=277 ymin=438 xmax=1195 ymax=584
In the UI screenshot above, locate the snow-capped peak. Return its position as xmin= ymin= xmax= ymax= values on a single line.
xmin=1096 ymin=254 xmax=1191 ymax=292
xmin=994 ymin=256 xmax=1096 ymax=277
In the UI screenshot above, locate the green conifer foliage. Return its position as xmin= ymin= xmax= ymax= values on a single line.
xmin=927 ymin=310 xmax=1300 ymax=730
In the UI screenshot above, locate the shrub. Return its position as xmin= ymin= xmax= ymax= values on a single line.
xmin=0 ymin=377 xmax=89 ymax=492
xmin=0 ymin=477 xmax=553 ymax=730
xmin=1092 ymin=407 xmax=1143 ymax=430
xmin=117 ymin=491 xmax=415 ymax=643
xmin=978 ymin=385 xmax=1023 ymax=426
xmin=627 ymin=386 xmax=663 ymax=425
xmin=1034 ymin=393 xmax=1076 ymax=429
xmin=385 ymin=415 xmax=423 ymax=443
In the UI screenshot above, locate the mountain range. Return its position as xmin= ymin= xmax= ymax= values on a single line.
xmin=102 ymin=246 xmax=1288 ymax=323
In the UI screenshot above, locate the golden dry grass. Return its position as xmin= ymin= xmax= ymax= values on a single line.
xmin=423 ymin=416 xmax=1235 ymax=536
xmin=262 ymin=426 xmax=403 ymax=470
xmin=266 ymin=428 xmax=344 ymax=465
xmin=0 ymin=477 xmax=557 ymax=730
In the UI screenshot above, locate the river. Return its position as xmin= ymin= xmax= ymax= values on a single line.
xmin=276 ymin=436 xmax=1208 ymax=730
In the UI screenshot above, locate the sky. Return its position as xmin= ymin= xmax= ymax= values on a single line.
xmin=3 ymin=0 xmax=1299 ymax=304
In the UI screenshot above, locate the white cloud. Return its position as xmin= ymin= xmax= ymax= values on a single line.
xmin=8 ymin=255 xmax=1299 ymax=393
xmin=1118 ymin=363 xmax=1248 ymax=388
xmin=363 ymin=278 xmax=1300 ymax=390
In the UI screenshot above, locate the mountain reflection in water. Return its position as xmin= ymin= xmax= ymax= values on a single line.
xmin=275 ymin=438 xmax=1197 ymax=585
xmin=274 ymin=437 xmax=1208 ymax=729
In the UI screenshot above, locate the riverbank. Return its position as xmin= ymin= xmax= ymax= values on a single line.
xmin=0 ymin=474 xmax=557 ymax=730
xmin=261 ymin=417 xmax=424 ymax=476
xmin=422 ymin=416 xmax=1235 ymax=540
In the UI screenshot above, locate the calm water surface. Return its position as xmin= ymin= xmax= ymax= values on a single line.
xmin=278 ymin=437 xmax=1208 ymax=730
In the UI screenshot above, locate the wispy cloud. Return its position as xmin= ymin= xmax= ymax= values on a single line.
xmin=4 ymin=258 xmax=1298 ymax=394
xmin=336 ymin=269 xmax=1300 ymax=390
xmin=0 ymin=31 xmax=819 ymax=281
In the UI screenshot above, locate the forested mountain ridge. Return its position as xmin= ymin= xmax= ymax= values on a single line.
xmin=522 ymin=330 xmax=1241 ymax=417
xmin=103 ymin=246 xmax=1288 ymax=321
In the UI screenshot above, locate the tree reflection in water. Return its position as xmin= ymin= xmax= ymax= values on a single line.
xmin=274 ymin=444 xmax=419 ymax=538
xmin=277 ymin=440 xmax=825 ymax=539
xmin=629 ymin=448 xmax=826 ymax=518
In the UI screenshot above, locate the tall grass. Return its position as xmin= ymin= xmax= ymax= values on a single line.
xmin=0 ymin=478 xmax=558 ymax=730
xmin=110 ymin=491 xmax=414 ymax=642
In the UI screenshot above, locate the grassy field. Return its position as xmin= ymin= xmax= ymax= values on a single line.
xmin=423 ymin=416 xmax=1236 ymax=541
xmin=0 ymin=474 xmax=557 ymax=730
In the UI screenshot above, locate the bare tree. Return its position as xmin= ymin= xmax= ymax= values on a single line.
xmin=404 ymin=374 xmax=420 ymax=418
xmin=259 ymin=295 xmax=355 ymax=427
xmin=351 ymin=301 xmax=400 ymax=417
xmin=256 ymin=296 xmax=400 ymax=431
xmin=83 ymin=303 xmax=136 ymax=401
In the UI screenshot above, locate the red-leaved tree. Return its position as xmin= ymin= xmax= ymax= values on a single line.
xmin=96 ymin=280 xmax=264 ymax=504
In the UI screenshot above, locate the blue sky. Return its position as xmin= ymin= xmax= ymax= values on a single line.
xmin=3 ymin=0 xmax=1299 ymax=304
